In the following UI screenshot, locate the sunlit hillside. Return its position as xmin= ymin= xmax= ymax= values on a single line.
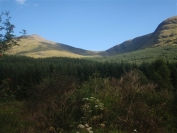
xmin=6 ymin=34 xmax=100 ymax=58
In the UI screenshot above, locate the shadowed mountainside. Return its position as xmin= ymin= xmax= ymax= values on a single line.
xmin=100 ymin=16 xmax=177 ymax=56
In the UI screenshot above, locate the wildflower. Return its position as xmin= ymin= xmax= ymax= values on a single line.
xmin=86 ymin=127 xmax=91 ymax=131
xmin=77 ymin=124 xmax=85 ymax=129
xmin=82 ymin=104 xmax=90 ymax=111
xmin=82 ymin=98 xmax=88 ymax=101
xmin=88 ymin=127 xmax=92 ymax=130
xmin=134 ymin=129 xmax=137 ymax=132
xmin=99 ymin=123 xmax=105 ymax=128
xmin=95 ymin=105 xmax=98 ymax=108
xmin=85 ymin=124 xmax=89 ymax=128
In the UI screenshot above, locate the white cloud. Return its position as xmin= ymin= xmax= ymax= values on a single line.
xmin=15 ymin=0 xmax=26 ymax=4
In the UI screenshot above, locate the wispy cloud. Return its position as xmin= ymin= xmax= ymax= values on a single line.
xmin=15 ymin=0 xmax=26 ymax=5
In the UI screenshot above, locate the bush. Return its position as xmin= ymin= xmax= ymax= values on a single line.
xmin=23 ymin=75 xmax=78 ymax=132
xmin=79 ymin=71 xmax=175 ymax=132
xmin=22 ymin=71 xmax=176 ymax=132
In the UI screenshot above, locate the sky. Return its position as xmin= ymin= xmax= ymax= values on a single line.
xmin=0 ymin=0 xmax=177 ymax=51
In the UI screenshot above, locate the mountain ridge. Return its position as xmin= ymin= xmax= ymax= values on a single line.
xmin=7 ymin=16 xmax=177 ymax=57
xmin=100 ymin=16 xmax=177 ymax=56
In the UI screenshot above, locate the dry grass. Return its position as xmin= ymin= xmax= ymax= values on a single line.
xmin=6 ymin=35 xmax=100 ymax=58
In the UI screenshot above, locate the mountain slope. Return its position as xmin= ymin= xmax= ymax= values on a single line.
xmin=100 ymin=33 xmax=152 ymax=55
xmin=143 ymin=16 xmax=177 ymax=47
xmin=100 ymin=16 xmax=177 ymax=56
xmin=6 ymin=16 xmax=177 ymax=58
xmin=7 ymin=34 xmax=99 ymax=58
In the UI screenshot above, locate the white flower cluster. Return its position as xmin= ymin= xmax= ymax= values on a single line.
xmin=79 ymin=96 xmax=106 ymax=132
xmin=82 ymin=97 xmax=104 ymax=111
xmin=134 ymin=129 xmax=137 ymax=132
xmin=76 ymin=123 xmax=93 ymax=133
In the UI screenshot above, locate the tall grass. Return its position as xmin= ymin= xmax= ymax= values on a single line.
xmin=0 ymin=102 xmax=28 ymax=133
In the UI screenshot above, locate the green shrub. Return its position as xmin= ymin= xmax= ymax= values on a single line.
xmin=23 ymin=75 xmax=78 ymax=132
xmin=78 ymin=71 xmax=175 ymax=132
xmin=21 ymin=71 xmax=176 ymax=132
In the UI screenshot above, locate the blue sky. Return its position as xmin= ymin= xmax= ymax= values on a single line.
xmin=0 ymin=0 xmax=177 ymax=51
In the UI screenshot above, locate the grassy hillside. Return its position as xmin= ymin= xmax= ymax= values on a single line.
xmin=143 ymin=16 xmax=177 ymax=48
xmin=90 ymin=45 xmax=177 ymax=64
xmin=6 ymin=34 xmax=100 ymax=58
xmin=100 ymin=33 xmax=152 ymax=56
xmin=100 ymin=16 xmax=177 ymax=56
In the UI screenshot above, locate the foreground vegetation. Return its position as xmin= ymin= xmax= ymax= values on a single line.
xmin=0 ymin=55 xmax=177 ymax=133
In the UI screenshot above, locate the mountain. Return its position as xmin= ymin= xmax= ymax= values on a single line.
xmin=8 ymin=34 xmax=99 ymax=58
xmin=7 ymin=16 xmax=177 ymax=58
xmin=100 ymin=16 xmax=177 ymax=56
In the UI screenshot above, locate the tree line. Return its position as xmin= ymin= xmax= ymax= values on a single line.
xmin=0 ymin=55 xmax=177 ymax=99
